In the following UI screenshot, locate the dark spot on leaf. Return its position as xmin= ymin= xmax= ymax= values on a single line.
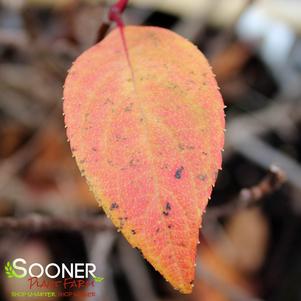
xmin=129 ymin=158 xmax=139 ymax=167
xmin=118 ymin=217 xmax=126 ymax=229
xmin=198 ymin=174 xmax=207 ymax=181
xmin=190 ymin=280 xmax=194 ymax=285
xmin=110 ymin=203 xmax=119 ymax=210
xmin=178 ymin=143 xmax=195 ymax=151
xmin=202 ymin=151 xmax=208 ymax=156
xmin=163 ymin=203 xmax=171 ymax=216
xmin=131 ymin=229 xmax=136 ymax=235
xmin=116 ymin=135 xmax=127 ymax=142
xmin=168 ymin=82 xmax=177 ymax=90
xmin=178 ymin=143 xmax=185 ymax=151
xmin=124 ymin=103 xmax=133 ymax=112
xmin=175 ymin=166 xmax=184 ymax=179
xmin=168 ymin=224 xmax=172 ymax=229
xmin=156 ymin=228 xmax=160 ymax=233
xmin=107 ymin=160 xmax=113 ymax=166
xmin=104 ymin=98 xmax=113 ymax=105
xmin=161 ymin=164 xmax=169 ymax=170
xmin=92 ymin=147 xmax=97 ymax=152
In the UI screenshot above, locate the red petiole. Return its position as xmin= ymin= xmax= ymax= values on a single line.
xmin=108 ymin=0 xmax=129 ymax=28
xmin=107 ymin=0 xmax=134 ymax=81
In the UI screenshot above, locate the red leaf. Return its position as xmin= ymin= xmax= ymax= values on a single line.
xmin=63 ymin=26 xmax=225 ymax=293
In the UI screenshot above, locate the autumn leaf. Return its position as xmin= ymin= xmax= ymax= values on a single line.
xmin=63 ymin=26 xmax=225 ymax=293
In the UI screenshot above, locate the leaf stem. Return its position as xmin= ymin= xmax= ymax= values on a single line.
xmin=108 ymin=0 xmax=134 ymax=85
xmin=95 ymin=0 xmax=129 ymax=43
xmin=108 ymin=0 xmax=129 ymax=27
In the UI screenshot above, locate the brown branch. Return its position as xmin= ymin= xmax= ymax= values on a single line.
xmin=95 ymin=22 xmax=111 ymax=43
xmin=0 ymin=166 xmax=285 ymax=232
xmin=207 ymin=165 xmax=286 ymax=219
xmin=196 ymin=257 xmax=264 ymax=301
xmin=239 ymin=165 xmax=286 ymax=204
xmin=0 ymin=214 xmax=113 ymax=232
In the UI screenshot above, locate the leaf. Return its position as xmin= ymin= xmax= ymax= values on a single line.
xmin=4 ymin=261 xmax=15 ymax=278
xmin=63 ymin=26 xmax=225 ymax=293
xmin=93 ymin=276 xmax=104 ymax=283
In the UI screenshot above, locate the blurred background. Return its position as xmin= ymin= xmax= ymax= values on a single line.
xmin=0 ymin=0 xmax=301 ymax=300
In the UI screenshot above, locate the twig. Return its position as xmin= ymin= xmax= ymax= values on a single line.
xmin=196 ymin=257 xmax=264 ymax=301
xmin=225 ymin=93 xmax=301 ymax=191
xmin=95 ymin=22 xmax=111 ymax=43
xmin=0 ymin=214 xmax=112 ymax=232
xmin=207 ymin=165 xmax=286 ymax=219
xmin=0 ymin=166 xmax=285 ymax=231
xmin=239 ymin=165 xmax=286 ymax=204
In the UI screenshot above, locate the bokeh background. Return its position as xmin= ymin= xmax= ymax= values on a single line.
xmin=0 ymin=0 xmax=301 ymax=300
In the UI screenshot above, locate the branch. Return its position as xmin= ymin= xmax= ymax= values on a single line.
xmin=0 ymin=214 xmax=113 ymax=232
xmin=0 ymin=166 xmax=285 ymax=232
xmin=207 ymin=165 xmax=286 ymax=218
xmin=239 ymin=165 xmax=286 ymax=205
xmin=196 ymin=257 xmax=264 ymax=301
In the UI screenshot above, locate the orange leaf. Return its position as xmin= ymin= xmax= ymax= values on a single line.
xmin=63 ymin=26 xmax=225 ymax=293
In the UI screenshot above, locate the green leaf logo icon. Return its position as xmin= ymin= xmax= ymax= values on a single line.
xmin=4 ymin=261 xmax=24 ymax=279
xmin=4 ymin=262 xmax=15 ymax=278
xmin=93 ymin=276 xmax=104 ymax=283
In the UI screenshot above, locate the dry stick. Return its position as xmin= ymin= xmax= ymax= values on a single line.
xmin=207 ymin=165 xmax=286 ymax=219
xmin=239 ymin=165 xmax=286 ymax=204
xmin=0 ymin=166 xmax=286 ymax=231
xmin=198 ymin=165 xmax=285 ymax=301
xmin=196 ymin=262 xmax=264 ymax=301
xmin=0 ymin=214 xmax=112 ymax=232
xmin=95 ymin=22 xmax=111 ymax=43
